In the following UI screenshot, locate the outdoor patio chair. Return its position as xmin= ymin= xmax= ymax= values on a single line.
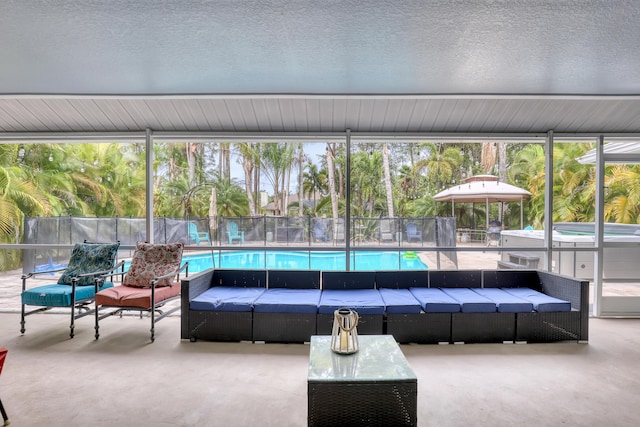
xmin=20 ymin=241 xmax=120 ymax=338
xmin=94 ymin=242 xmax=188 ymax=342
xmin=334 ymin=218 xmax=345 ymax=242
xmin=189 ymin=222 xmax=211 ymax=245
xmin=0 ymin=347 xmax=9 ymax=426
xmin=313 ymin=220 xmax=329 ymax=242
xmin=405 ymin=222 xmax=423 ymax=243
xmin=379 ymin=218 xmax=394 ymax=242
xmin=227 ymin=221 xmax=244 ymax=244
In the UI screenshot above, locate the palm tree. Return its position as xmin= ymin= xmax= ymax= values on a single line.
xmin=303 ymin=163 xmax=327 ymax=200
xmin=415 ymin=143 xmax=463 ymax=193
xmin=326 ymin=142 xmax=340 ymax=232
xmin=235 ymin=142 xmax=258 ymax=216
xmin=260 ymin=143 xmax=295 ymax=215
xmin=215 ymin=178 xmax=249 ymax=217
xmin=552 ymin=143 xmax=594 ymax=223
xmin=351 ymin=150 xmax=384 ymax=217
xmin=507 ymin=144 xmax=546 ymax=228
xmin=0 ymin=145 xmax=52 ymax=269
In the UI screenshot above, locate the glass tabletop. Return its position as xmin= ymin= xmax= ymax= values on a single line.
xmin=308 ymin=335 xmax=417 ymax=382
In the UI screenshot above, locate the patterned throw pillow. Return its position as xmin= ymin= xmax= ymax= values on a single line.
xmin=58 ymin=242 xmax=120 ymax=286
xmin=123 ymin=242 xmax=184 ymax=288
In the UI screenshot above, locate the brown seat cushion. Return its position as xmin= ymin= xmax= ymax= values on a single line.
xmin=96 ymin=283 xmax=180 ymax=309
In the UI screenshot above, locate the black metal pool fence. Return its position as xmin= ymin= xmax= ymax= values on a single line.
xmin=22 ymin=216 xmax=457 ymax=273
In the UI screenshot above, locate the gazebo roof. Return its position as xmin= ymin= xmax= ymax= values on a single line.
xmin=433 ymin=175 xmax=531 ymax=203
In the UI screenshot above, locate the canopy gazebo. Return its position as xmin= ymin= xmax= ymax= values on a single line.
xmin=433 ymin=175 xmax=532 ymax=230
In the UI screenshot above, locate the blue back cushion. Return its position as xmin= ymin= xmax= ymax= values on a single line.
xmin=58 ymin=242 xmax=120 ymax=286
xmin=212 ymin=270 xmax=266 ymax=288
xmin=318 ymin=289 xmax=385 ymax=315
xmin=472 ymin=288 xmax=533 ymax=313
xmin=268 ymin=270 xmax=320 ymax=289
xmin=322 ymin=271 xmax=376 ymax=290
xmin=429 ymin=270 xmax=481 ymax=288
xmin=410 ymin=288 xmax=461 ymax=313
xmin=376 ymin=270 xmax=428 ymax=289
xmin=502 ymin=288 xmax=571 ymax=312
xmin=441 ymin=288 xmax=496 ymax=313
xmin=190 ymin=287 xmax=265 ymax=312
xmin=253 ymin=289 xmax=321 ymax=314
xmin=379 ymin=288 xmax=422 ymax=314
xmin=483 ymin=270 xmax=541 ymax=291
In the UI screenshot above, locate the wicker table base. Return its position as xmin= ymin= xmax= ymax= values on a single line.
xmin=307 ymin=335 xmax=417 ymax=427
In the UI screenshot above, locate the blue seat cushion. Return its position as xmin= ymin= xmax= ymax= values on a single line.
xmin=441 ymin=288 xmax=496 ymax=313
xmin=190 ymin=287 xmax=265 ymax=312
xmin=472 ymin=288 xmax=534 ymax=313
xmin=409 ymin=288 xmax=461 ymax=313
xmin=22 ymin=282 xmax=114 ymax=307
xmin=253 ymin=289 xmax=321 ymax=314
xmin=379 ymin=288 xmax=422 ymax=314
xmin=502 ymin=288 xmax=571 ymax=312
xmin=318 ymin=289 xmax=385 ymax=315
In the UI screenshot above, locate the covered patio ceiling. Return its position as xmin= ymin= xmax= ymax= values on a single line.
xmin=2 ymin=1 xmax=640 ymax=135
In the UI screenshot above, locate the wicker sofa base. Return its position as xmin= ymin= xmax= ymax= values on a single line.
xmin=516 ymin=311 xmax=583 ymax=342
xmin=386 ymin=313 xmax=451 ymax=344
xmin=452 ymin=312 xmax=516 ymax=343
xmin=188 ymin=311 xmax=253 ymax=342
xmin=316 ymin=314 xmax=384 ymax=335
xmin=253 ymin=312 xmax=317 ymax=343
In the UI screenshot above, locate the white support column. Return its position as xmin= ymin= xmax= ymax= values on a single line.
xmin=145 ymin=128 xmax=154 ymax=243
xmin=593 ymin=135 xmax=605 ymax=317
xmin=544 ymin=131 xmax=553 ymax=272
xmin=345 ymin=129 xmax=351 ymax=271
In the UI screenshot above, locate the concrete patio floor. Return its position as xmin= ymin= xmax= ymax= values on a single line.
xmin=1 ymin=312 xmax=639 ymax=426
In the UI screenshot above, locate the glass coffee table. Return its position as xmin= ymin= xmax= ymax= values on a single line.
xmin=307 ymin=335 xmax=417 ymax=426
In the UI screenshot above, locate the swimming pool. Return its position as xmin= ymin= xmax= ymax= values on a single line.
xmin=178 ymin=250 xmax=428 ymax=272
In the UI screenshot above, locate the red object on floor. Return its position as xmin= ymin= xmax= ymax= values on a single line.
xmin=0 ymin=347 xmax=9 ymax=425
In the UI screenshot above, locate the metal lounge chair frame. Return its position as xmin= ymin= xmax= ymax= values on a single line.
xmin=20 ymin=242 xmax=121 ymax=338
xmin=94 ymin=257 xmax=189 ymax=342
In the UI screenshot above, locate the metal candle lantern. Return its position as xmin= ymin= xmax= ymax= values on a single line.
xmin=331 ymin=308 xmax=359 ymax=354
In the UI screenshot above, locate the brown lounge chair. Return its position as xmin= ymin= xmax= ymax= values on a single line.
xmin=94 ymin=242 xmax=188 ymax=342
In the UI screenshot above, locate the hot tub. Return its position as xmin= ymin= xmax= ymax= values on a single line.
xmin=500 ymin=223 xmax=640 ymax=280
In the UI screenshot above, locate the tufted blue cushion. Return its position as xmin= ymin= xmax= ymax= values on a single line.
xmin=23 ymin=282 xmax=114 ymax=307
xmin=441 ymin=288 xmax=496 ymax=313
xmin=317 ymin=289 xmax=385 ymax=315
xmin=57 ymin=242 xmax=119 ymax=286
xmin=472 ymin=288 xmax=533 ymax=313
xmin=379 ymin=288 xmax=422 ymax=314
xmin=253 ymin=288 xmax=321 ymax=314
xmin=502 ymin=288 xmax=571 ymax=312
xmin=190 ymin=287 xmax=265 ymax=312
xmin=409 ymin=288 xmax=461 ymax=313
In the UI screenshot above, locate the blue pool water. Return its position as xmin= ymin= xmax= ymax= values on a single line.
xmin=178 ymin=250 xmax=428 ymax=272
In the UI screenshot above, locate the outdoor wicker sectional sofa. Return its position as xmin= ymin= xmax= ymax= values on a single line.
xmin=181 ymin=268 xmax=588 ymax=344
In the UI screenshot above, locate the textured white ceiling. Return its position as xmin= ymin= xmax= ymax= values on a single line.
xmin=1 ymin=1 xmax=640 ymax=134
